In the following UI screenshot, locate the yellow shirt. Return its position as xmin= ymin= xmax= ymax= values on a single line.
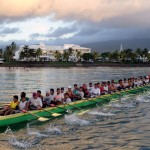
xmin=10 ymin=101 xmax=19 ymax=109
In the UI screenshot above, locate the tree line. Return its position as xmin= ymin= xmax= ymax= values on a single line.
xmin=0 ymin=42 xmax=150 ymax=63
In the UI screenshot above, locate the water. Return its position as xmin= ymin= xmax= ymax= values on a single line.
xmin=0 ymin=67 xmax=150 ymax=150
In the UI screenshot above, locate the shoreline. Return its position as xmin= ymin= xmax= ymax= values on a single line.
xmin=0 ymin=61 xmax=150 ymax=68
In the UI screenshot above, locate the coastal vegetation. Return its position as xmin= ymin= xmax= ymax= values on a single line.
xmin=0 ymin=42 xmax=150 ymax=64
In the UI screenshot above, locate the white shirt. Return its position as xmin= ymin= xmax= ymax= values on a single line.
xmin=29 ymin=97 xmax=42 ymax=107
xmin=88 ymin=86 xmax=94 ymax=93
xmin=77 ymin=91 xmax=84 ymax=99
xmin=104 ymin=86 xmax=108 ymax=91
xmin=65 ymin=98 xmax=72 ymax=104
xmin=19 ymin=101 xmax=27 ymax=110
xmin=91 ymin=87 xmax=100 ymax=95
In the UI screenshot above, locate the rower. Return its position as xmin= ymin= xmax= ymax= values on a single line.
xmin=0 ymin=95 xmax=19 ymax=116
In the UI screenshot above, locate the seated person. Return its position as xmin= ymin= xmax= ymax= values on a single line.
xmin=110 ymin=81 xmax=117 ymax=92
xmin=73 ymin=84 xmax=79 ymax=95
xmin=37 ymin=90 xmax=44 ymax=101
xmin=28 ymin=93 xmax=43 ymax=110
xmin=43 ymin=91 xmax=51 ymax=107
xmin=0 ymin=95 xmax=19 ymax=116
xmin=63 ymin=93 xmax=72 ymax=104
xmin=54 ymin=88 xmax=63 ymax=105
xmin=19 ymin=92 xmax=29 ymax=111
xmin=91 ymin=83 xmax=100 ymax=97
xmin=66 ymin=86 xmax=74 ymax=100
xmin=76 ymin=87 xmax=84 ymax=100
xmin=88 ymin=83 xmax=94 ymax=94
xmin=82 ymin=84 xmax=90 ymax=98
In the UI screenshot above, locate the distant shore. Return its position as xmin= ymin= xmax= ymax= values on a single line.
xmin=0 ymin=61 xmax=150 ymax=68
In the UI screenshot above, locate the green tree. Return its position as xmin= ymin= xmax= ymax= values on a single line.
xmin=0 ymin=49 xmax=3 ymax=58
xmin=3 ymin=46 xmax=12 ymax=61
xmin=82 ymin=53 xmax=94 ymax=61
xmin=101 ymin=52 xmax=110 ymax=61
xmin=63 ymin=50 xmax=70 ymax=61
xmin=54 ymin=51 xmax=62 ymax=61
xmin=92 ymin=51 xmax=100 ymax=61
xmin=76 ymin=50 xmax=82 ymax=61
xmin=109 ymin=51 xmax=119 ymax=62
xmin=36 ymin=48 xmax=42 ymax=57
xmin=19 ymin=45 xmax=30 ymax=60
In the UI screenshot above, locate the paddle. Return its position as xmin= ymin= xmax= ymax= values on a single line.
xmin=42 ymin=109 xmax=62 ymax=117
xmin=25 ymin=111 xmax=49 ymax=122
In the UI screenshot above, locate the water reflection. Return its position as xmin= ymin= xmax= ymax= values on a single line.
xmin=0 ymin=67 xmax=150 ymax=102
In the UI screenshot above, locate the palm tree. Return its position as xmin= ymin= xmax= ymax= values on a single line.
xmin=54 ymin=51 xmax=62 ymax=61
xmin=0 ymin=49 xmax=3 ymax=58
xmin=92 ymin=51 xmax=100 ymax=61
xmin=3 ymin=46 xmax=13 ymax=61
xmin=36 ymin=48 xmax=42 ymax=57
xmin=63 ymin=50 xmax=69 ymax=61
xmin=108 ymin=51 xmax=119 ymax=62
xmin=76 ymin=50 xmax=82 ymax=61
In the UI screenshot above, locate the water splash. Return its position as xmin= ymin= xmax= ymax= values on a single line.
xmin=27 ymin=124 xmax=48 ymax=138
xmin=5 ymin=127 xmax=33 ymax=149
xmin=88 ymin=110 xmax=115 ymax=116
xmin=45 ymin=125 xmax=62 ymax=135
xmin=65 ymin=114 xmax=90 ymax=126
xmin=136 ymin=95 xmax=150 ymax=103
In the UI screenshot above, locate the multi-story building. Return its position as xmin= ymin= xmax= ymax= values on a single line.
xmin=15 ymin=43 xmax=91 ymax=61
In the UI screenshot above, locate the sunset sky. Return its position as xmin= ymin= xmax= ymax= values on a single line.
xmin=0 ymin=0 xmax=150 ymax=46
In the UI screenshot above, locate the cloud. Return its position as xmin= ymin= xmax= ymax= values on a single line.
xmin=0 ymin=27 xmax=20 ymax=34
xmin=0 ymin=0 xmax=150 ymax=25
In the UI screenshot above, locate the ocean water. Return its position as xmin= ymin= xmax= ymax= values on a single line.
xmin=0 ymin=67 xmax=150 ymax=150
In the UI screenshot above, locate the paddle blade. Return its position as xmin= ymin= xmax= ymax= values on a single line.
xmin=78 ymin=110 xmax=90 ymax=115
xmin=51 ymin=113 xmax=62 ymax=117
xmin=38 ymin=117 xmax=49 ymax=122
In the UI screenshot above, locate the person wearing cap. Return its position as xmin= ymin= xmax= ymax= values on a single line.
xmin=43 ymin=91 xmax=51 ymax=107
xmin=28 ymin=92 xmax=43 ymax=110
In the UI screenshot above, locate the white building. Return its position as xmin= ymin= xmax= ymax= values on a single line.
xmin=15 ymin=43 xmax=91 ymax=61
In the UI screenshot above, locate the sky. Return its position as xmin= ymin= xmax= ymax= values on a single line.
xmin=0 ymin=0 xmax=150 ymax=46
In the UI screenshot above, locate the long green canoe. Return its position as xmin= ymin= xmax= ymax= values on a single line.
xmin=0 ymin=85 xmax=150 ymax=132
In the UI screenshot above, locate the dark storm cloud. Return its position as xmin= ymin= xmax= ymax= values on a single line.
xmin=0 ymin=27 xmax=20 ymax=34
xmin=48 ymin=25 xmax=79 ymax=37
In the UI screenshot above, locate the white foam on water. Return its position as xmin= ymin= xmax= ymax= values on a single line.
xmin=110 ymin=103 xmax=124 ymax=108
xmin=5 ymin=127 xmax=32 ymax=149
xmin=27 ymin=124 xmax=48 ymax=137
xmin=88 ymin=110 xmax=115 ymax=116
xmin=45 ymin=125 xmax=62 ymax=134
xmin=136 ymin=95 xmax=150 ymax=103
xmin=65 ymin=114 xmax=90 ymax=126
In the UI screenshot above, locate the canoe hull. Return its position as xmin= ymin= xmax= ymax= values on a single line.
xmin=0 ymin=85 xmax=150 ymax=132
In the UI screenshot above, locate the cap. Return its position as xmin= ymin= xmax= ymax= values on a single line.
xmin=68 ymin=86 xmax=72 ymax=89
xmin=33 ymin=92 xmax=37 ymax=97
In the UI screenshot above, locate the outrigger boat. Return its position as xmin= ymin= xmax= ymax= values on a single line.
xmin=0 ymin=85 xmax=150 ymax=132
